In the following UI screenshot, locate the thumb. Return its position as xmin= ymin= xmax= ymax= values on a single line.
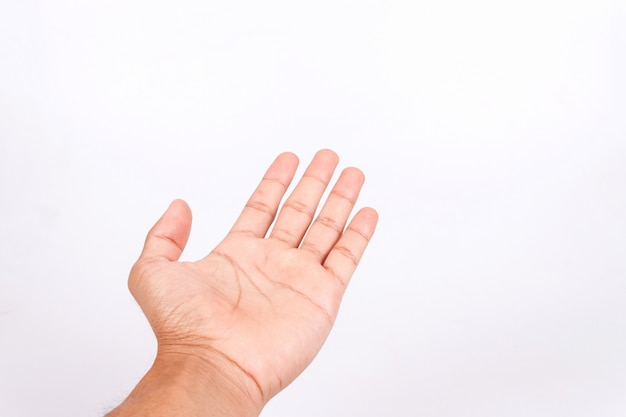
xmin=140 ymin=199 xmax=192 ymax=262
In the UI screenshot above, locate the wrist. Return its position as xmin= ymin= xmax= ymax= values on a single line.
xmin=107 ymin=347 xmax=263 ymax=417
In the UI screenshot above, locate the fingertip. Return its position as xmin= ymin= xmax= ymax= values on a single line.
xmin=162 ymin=199 xmax=193 ymax=231
xmin=141 ymin=199 xmax=193 ymax=261
xmin=317 ymin=148 xmax=339 ymax=164
xmin=164 ymin=198 xmax=193 ymax=231
xmin=360 ymin=206 xmax=378 ymax=219
xmin=342 ymin=166 xmax=365 ymax=183
xmin=305 ymin=149 xmax=339 ymax=176
xmin=169 ymin=198 xmax=192 ymax=217
xmin=276 ymin=151 xmax=300 ymax=167
xmin=354 ymin=207 xmax=379 ymax=236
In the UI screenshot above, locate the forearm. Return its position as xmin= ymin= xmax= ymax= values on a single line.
xmin=105 ymin=351 xmax=263 ymax=417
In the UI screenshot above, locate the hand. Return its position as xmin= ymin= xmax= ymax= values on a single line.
xmin=114 ymin=150 xmax=378 ymax=416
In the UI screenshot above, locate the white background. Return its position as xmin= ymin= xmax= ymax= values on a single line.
xmin=1 ymin=1 xmax=625 ymax=416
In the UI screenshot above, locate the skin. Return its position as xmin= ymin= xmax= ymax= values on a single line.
xmin=106 ymin=150 xmax=378 ymax=417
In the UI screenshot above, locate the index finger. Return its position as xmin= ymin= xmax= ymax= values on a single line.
xmin=229 ymin=152 xmax=299 ymax=237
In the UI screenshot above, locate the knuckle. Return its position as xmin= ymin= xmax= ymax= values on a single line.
xmin=348 ymin=225 xmax=371 ymax=242
xmin=283 ymin=199 xmax=314 ymax=218
xmin=271 ymin=228 xmax=297 ymax=245
xmin=263 ymin=175 xmax=289 ymax=190
xmin=315 ymin=215 xmax=343 ymax=233
xmin=303 ymin=173 xmax=327 ymax=186
xmin=334 ymin=245 xmax=359 ymax=266
xmin=301 ymin=241 xmax=324 ymax=259
xmin=245 ymin=199 xmax=275 ymax=217
xmin=330 ymin=189 xmax=356 ymax=204
xmin=325 ymin=265 xmax=347 ymax=288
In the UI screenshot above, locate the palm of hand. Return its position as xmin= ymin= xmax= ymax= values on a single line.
xmin=139 ymin=236 xmax=343 ymax=397
xmin=129 ymin=151 xmax=377 ymax=405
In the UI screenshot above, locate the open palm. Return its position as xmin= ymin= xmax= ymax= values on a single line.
xmin=128 ymin=150 xmax=378 ymax=409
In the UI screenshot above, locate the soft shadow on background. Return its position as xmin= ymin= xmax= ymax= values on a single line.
xmin=1 ymin=1 xmax=625 ymax=416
